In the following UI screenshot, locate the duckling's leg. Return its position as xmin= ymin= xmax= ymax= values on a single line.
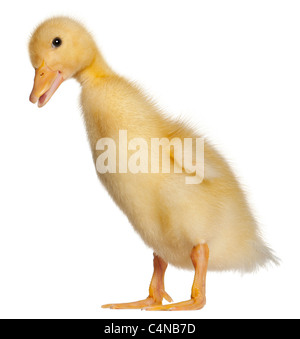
xmin=102 ymin=253 xmax=172 ymax=309
xmin=144 ymin=243 xmax=209 ymax=311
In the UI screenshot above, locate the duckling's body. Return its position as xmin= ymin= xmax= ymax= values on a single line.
xmin=77 ymin=63 xmax=274 ymax=272
xmin=29 ymin=17 xmax=277 ymax=310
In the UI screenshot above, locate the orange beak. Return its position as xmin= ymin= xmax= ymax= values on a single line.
xmin=29 ymin=61 xmax=64 ymax=108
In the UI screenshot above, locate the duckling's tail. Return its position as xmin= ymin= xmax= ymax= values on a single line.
xmin=256 ymin=241 xmax=280 ymax=269
xmin=245 ymin=238 xmax=280 ymax=273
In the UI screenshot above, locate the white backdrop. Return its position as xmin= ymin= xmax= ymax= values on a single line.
xmin=0 ymin=0 xmax=299 ymax=319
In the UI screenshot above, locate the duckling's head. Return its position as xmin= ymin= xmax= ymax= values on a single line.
xmin=29 ymin=17 xmax=97 ymax=107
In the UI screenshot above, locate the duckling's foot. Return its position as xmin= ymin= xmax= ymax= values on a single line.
xmin=143 ymin=297 xmax=206 ymax=311
xmin=102 ymin=295 xmax=168 ymax=310
xmin=145 ymin=243 xmax=209 ymax=311
xmin=102 ymin=253 xmax=172 ymax=310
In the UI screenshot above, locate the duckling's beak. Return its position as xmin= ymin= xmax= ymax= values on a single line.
xmin=29 ymin=61 xmax=64 ymax=108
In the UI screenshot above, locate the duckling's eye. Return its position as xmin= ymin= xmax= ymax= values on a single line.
xmin=52 ymin=37 xmax=62 ymax=48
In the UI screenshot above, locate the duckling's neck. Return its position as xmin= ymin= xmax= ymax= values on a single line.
xmin=75 ymin=52 xmax=114 ymax=85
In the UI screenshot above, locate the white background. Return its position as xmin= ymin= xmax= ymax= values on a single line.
xmin=0 ymin=0 xmax=299 ymax=319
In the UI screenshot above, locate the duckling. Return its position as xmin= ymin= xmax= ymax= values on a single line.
xmin=28 ymin=16 xmax=278 ymax=311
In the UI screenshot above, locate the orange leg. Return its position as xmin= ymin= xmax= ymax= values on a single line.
xmin=102 ymin=253 xmax=172 ymax=309
xmin=144 ymin=243 xmax=209 ymax=311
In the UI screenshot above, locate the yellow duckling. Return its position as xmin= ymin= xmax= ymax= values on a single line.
xmin=29 ymin=17 xmax=278 ymax=311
